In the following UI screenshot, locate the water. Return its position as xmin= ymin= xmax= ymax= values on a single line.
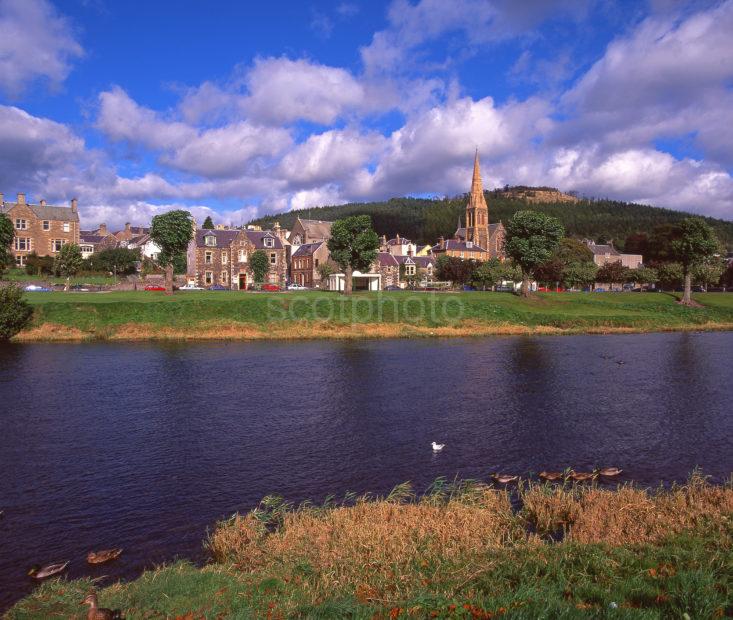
xmin=1 ymin=333 xmax=732 ymax=609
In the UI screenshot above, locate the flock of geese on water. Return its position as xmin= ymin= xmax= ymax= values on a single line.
xmin=430 ymin=442 xmax=623 ymax=484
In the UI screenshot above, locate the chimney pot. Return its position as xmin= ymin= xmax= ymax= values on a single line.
xmin=99 ymin=223 xmax=108 ymax=236
xmin=71 ymin=198 xmax=78 ymax=212
xmin=125 ymin=222 xmax=131 ymax=232
xmin=40 ymin=199 xmax=46 ymax=206
xmin=17 ymin=193 xmax=26 ymax=204
xmin=0 ymin=193 xmax=4 ymax=205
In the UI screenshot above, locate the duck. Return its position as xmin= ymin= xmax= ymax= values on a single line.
xmin=431 ymin=442 xmax=445 ymax=451
xmin=87 ymin=548 xmax=123 ymax=565
xmin=492 ymin=474 xmax=519 ymax=484
xmin=598 ymin=467 xmax=623 ymax=477
xmin=539 ymin=471 xmax=564 ymax=482
xmin=80 ymin=592 xmax=124 ymax=620
xmin=569 ymin=471 xmax=597 ymax=482
xmin=28 ymin=561 xmax=68 ymax=579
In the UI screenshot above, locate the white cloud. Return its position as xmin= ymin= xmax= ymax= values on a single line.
xmin=0 ymin=0 xmax=83 ymax=95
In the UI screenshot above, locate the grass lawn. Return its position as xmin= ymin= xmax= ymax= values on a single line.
xmin=14 ymin=290 xmax=733 ymax=340
xmin=7 ymin=477 xmax=732 ymax=619
xmin=5 ymin=268 xmax=118 ymax=286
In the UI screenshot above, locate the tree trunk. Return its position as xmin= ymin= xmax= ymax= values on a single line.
xmin=521 ymin=273 xmax=531 ymax=297
xmin=681 ymin=269 xmax=692 ymax=305
xmin=344 ymin=265 xmax=353 ymax=296
xmin=165 ymin=263 xmax=174 ymax=296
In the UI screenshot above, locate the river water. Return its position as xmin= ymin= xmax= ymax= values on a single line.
xmin=1 ymin=332 xmax=732 ymax=609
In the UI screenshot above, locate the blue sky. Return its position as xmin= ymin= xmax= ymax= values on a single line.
xmin=0 ymin=0 xmax=731 ymax=228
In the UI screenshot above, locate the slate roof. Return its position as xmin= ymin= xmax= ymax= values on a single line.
xmin=588 ymin=243 xmax=620 ymax=256
xmin=245 ymin=230 xmax=284 ymax=250
xmin=394 ymin=255 xmax=435 ymax=267
xmin=195 ymin=229 xmax=240 ymax=247
xmin=455 ymin=222 xmax=502 ymax=241
xmin=115 ymin=226 xmax=149 ymax=236
xmin=296 ymin=218 xmax=332 ymax=240
xmin=387 ymin=237 xmax=412 ymax=245
xmin=378 ymin=252 xmax=399 ymax=267
xmin=432 ymin=239 xmax=488 ymax=253
xmin=1 ymin=201 xmax=79 ymax=222
xmin=292 ymin=241 xmax=323 ymax=257
xmin=79 ymin=232 xmax=109 ymax=245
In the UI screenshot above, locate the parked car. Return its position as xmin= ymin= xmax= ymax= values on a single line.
xmin=207 ymin=284 xmax=229 ymax=291
xmin=593 ymin=288 xmax=606 ymax=293
xmin=287 ymin=283 xmax=308 ymax=290
xmin=262 ymin=283 xmax=280 ymax=292
xmin=23 ymin=284 xmax=51 ymax=292
xmin=496 ymin=285 xmax=514 ymax=292
xmin=69 ymin=284 xmax=90 ymax=292
xmin=179 ymin=283 xmax=204 ymax=291
xmin=144 ymin=285 xmax=166 ymax=291
xmin=384 ymin=285 xmax=402 ymax=291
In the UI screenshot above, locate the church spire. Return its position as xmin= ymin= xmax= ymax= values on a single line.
xmin=471 ymin=149 xmax=482 ymax=196
xmin=465 ymin=150 xmax=489 ymax=251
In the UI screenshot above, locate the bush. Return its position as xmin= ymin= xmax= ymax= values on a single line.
xmin=25 ymin=252 xmax=55 ymax=276
xmin=0 ymin=285 xmax=33 ymax=339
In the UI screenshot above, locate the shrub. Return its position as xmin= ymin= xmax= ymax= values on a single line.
xmin=0 ymin=284 xmax=33 ymax=339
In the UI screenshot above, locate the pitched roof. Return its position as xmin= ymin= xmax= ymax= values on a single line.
xmin=387 ymin=237 xmax=412 ymax=245
xmin=296 ymin=218 xmax=332 ymax=239
xmin=194 ymin=229 xmax=240 ymax=247
xmin=292 ymin=241 xmax=324 ymax=257
xmin=588 ymin=243 xmax=620 ymax=256
xmin=377 ymin=252 xmax=399 ymax=267
xmin=245 ymin=230 xmax=284 ymax=249
xmin=79 ymin=233 xmax=108 ymax=245
xmin=455 ymin=222 xmax=503 ymax=241
xmin=394 ymin=255 xmax=435 ymax=267
xmin=432 ymin=239 xmax=487 ymax=253
xmin=1 ymin=201 xmax=79 ymax=222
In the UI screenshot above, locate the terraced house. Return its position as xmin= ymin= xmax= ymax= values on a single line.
xmin=0 ymin=193 xmax=80 ymax=266
xmin=186 ymin=228 xmax=286 ymax=289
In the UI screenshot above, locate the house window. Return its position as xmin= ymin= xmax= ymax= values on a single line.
xmin=221 ymin=271 xmax=228 ymax=284
xmin=269 ymin=252 xmax=276 ymax=264
xmin=315 ymin=258 xmax=319 ymax=267
xmin=406 ymin=264 xmax=416 ymax=276
xmin=63 ymin=222 xmax=70 ymax=232
xmin=81 ymin=245 xmax=93 ymax=254
xmin=15 ymin=254 xmax=26 ymax=266
xmin=205 ymin=271 xmax=213 ymax=285
xmin=205 ymin=251 xmax=213 ymax=264
xmin=52 ymin=239 xmax=65 ymax=252
xmin=238 ymin=249 xmax=247 ymax=262
xmin=42 ymin=220 xmax=50 ymax=231
xmin=205 ymin=235 xmax=217 ymax=246
xmin=292 ymin=234 xmax=301 ymax=244
xmin=14 ymin=237 xmax=31 ymax=251
xmin=222 ymin=251 xmax=228 ymax=264
xmin=264 ymin=237 xmax=274 ymax=248
xmin=15 ymin=218 xmax=27 ymax=230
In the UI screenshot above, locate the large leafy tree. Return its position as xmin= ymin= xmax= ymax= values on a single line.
xmin=692 ymin=259 xmax=725 ymax=290
xmin=596 ymin=260 xmax=629 ymax=290
xmin=561 ymin=261 xmax=598 ymax=290
xmin=671 ymin=217 xmax=720 ymax=305
xmin=150 ymin=210 xmax=194 ymax=294
xmin=657 ymin=262 xmax=684 ymax=290
xmin=0 ymin=285 xmax=33 ymax=340
xmin=630 ymin=266 xmax=659 ymax=289
xmin=504 ymin=210 xmax=564 ymax=297
xmin=327 ymin=215 xmax=379 ymax=295
xmin=250 ymin=250 xmax=269 ymax=284
xmin=0 ymin=213 xmax=13 ymax=274
xmin=54 ymin=243 xmax=83 ymax=278
xmin=89 ymin=247 xmax=141 ymax=276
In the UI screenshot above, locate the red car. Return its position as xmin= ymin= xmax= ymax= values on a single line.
xmin=262 ymin=284 xmax=280 ymax=292
xmin=144 ymin=285 xmax=166 ymax=291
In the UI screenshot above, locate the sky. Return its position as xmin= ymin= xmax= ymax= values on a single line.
xmin=0 ymin=0 xmax=732 ymax=229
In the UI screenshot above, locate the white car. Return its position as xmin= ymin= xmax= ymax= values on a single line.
xmin=287 ymin=283 xmax=308 ymax=290
xmin=179 ymin=283 xmax=204 ymax=290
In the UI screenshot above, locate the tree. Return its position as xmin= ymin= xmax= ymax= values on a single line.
xmin=0 ymin=213 xmax=13 ymax=274
xmin=150 ymin=210 xmax=194 ymax=294
xmin=596 ymin=261 xmax=629 ymax=290
xmin=54 ymin=243 xmax=83 ymax=279
xmin=556 ymin=238 xmax=594 ymax=264
xmin=503 ymin=210 xmax=564 ymax=297
xmin=316 ymin=262 xmax=334 ymax=282
xmin=692 ymin=259 xmax=725 ymax=290
xmin=630 ymin=266 xmax=658 ymax=289
xmin=670 ymin=217 xmax=720 ymax=304
xmin=26 ymin=252 xmax=54 ymax=276
xmin=624 ymin=232 xmax=649 ymax=257
xmin=250 ymin=250 xmax=269 ymax=284
xmin=533 ymin=258 xmax=563 ymax=286
xmin=327 ymin=215 xmax=380 ymax=295
xmin=90 ymin=247 xmax=140 ymax=276
xmin=471 ymin=258 xmax=504 ymax=290
xmin=657 ymin=262 xmax=684 ymax=290
xmin=561 ymin=262 xmax=598 ymax=290
xmin=202 ymin=216 xmax=215 ymax=229
xmin=0 ymin=284 xmax=33 ymax=339
xmin=435 ymin=255 xmax=479 ymax=286
xmin=721 ymin=262 xmax=733 ymax=288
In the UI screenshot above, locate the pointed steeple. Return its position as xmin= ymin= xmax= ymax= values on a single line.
xmin=469 ymin=149 xmax=487 ymax=209
xmin=465 ymin=149 xmax=489 ymax=251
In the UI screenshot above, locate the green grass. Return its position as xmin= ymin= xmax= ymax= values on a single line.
xmin=5 ymin=268 xmax=118 ymax=286
xmin=17 ymin=290 xmax=733 ymax=337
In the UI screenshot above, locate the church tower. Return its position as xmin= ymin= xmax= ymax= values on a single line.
xmin=465 ymin=150 xmax=489 ymax=250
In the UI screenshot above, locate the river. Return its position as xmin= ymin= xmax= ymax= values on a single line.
xmin=1 ymin=332 xmax=732 ymax=609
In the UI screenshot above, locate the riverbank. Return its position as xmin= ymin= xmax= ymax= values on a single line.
xmin=7 ymin=476 xmax=732 ymax=619
xmin=13 ymin=290 xmax=733 ymax=341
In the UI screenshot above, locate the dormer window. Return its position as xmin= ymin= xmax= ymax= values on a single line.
xmin=466 ymin=241 xmax=473 ymax=248
xmin=264 ymin=236 xmax=274 ymax=248
xmin=204 ymin=235 xmax=217 ymax=247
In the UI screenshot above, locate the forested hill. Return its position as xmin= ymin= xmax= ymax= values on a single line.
xmin=250 ymin=191 xmax=733 ymax=251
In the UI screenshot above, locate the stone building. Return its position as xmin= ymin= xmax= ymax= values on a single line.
xmin=377 ymin=252 xmax=400 ymax=288
xmin=431 ymin=236 xmax=489 ymax=261
xmin=585 ymin=240 xmax=643 ymax=269
xmin=186 ymin=228 xmax=287 ymax=289
xmin=79 ymin=225 xmax=119 ymax=259
xmin=289 ymin=218 xmax=333 ymax=245
xmin=0 ymin=193 xmax=80 ymax=266
xmin=379 ymin=234 xmax=417 ymax=257
xmin=290 ymin=241 xmax=333 ymax=287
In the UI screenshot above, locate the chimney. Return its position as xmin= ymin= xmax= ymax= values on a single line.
xmin=396 ymin=233 xmax=400 ymax=243
xmin=71 ymin=198 xmax=78 ymax=212
xmin=125 ymin=222 xmax=131 ymax=233
xmin=40 ymin=199 xmax=46 ymax=206
xmin=439 ymin=236 xmax=445 ymax=250
xmin=99 ymin=223 xmax=108 ymax=236
xmin=0 ymin=193 xmax=4 ymax=206
xmin=17 ymin=193 xmax=26 ymax=204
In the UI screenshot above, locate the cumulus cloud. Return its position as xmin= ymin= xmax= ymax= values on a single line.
xmin=0 ymin=0 xmax=83 ymax=95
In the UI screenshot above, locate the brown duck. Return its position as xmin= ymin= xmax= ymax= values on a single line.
xmin=81 ymin=593 xmax=123 ymax=620
xmin=539 ymin=471 xmax=564 ymax=482
xmin=569 ymin=471 xmax=597 ymax=482
xmin=598 ymin=467 xmax=623 ymax=477
xmin=492 ymin=474 xmax=519 ymax=484
xmin=27 ymin=562 xmax=68 ymax=579
xmin=87 ymin=548 xmax=123 ymax=564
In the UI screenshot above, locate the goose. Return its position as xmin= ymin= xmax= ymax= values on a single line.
xmin=87 ymin=548 xmax=123 ymax=565
xmin=28 ymin=561 xmax=68 ymax=579
xmin=80 ymin=593 xmax=124 ymax=620
xmin=598 ymin=467 xmax=623 ymax=477
xmin=569 ymin=471 xmax=596 ymax=482
xmin=539 ymin=471 xmax=564 ymax=482
xmin=492 ymin=474 xmax=519 ymax=484
xmin=431 ymin=442 xmax=445 ymax=451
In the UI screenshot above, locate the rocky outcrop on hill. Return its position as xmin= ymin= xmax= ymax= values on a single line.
xmin=498 ymin=186 xmax=580 ymax=203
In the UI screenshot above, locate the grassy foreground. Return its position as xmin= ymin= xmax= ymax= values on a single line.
xmin=7 ymin=476 xmax=732 ymax=619
xmin=14 ymin=290 xmax=733 ymax=341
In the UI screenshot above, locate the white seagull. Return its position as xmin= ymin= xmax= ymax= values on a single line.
xmin=432 ymin=442 xmax=445 ymax=451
